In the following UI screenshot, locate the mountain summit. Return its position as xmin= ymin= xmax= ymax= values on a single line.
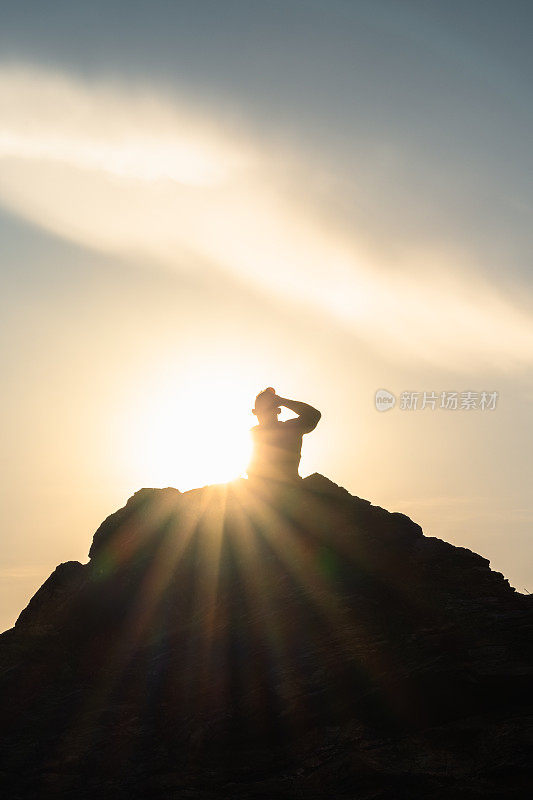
xmin=1 ymin=474 xmax=532 ymax=798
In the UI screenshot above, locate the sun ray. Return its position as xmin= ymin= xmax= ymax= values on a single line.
xmin=231 ymin=480 xmax=414 ymax=717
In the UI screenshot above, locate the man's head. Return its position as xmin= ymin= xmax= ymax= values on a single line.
xmin=253 ymin=387 xmax=281 ymax=425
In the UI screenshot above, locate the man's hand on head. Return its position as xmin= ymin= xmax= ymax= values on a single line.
xmin=262 ymin=388 xmax=284 ymax=408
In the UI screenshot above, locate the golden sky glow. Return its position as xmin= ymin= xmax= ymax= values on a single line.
xmin=115 ymin=358 xmax=254 ymax=490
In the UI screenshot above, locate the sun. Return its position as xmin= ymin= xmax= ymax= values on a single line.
xmin=116 ymin=363 xmax=257 ymax=492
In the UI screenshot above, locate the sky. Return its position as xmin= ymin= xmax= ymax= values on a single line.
xmin=1 ymin=0 xmax=532 ymax=631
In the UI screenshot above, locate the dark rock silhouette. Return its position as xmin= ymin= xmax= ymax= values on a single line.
xmin=1 ymin=474 xmax=532 ymax=798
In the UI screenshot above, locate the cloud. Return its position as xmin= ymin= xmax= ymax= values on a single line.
xmin=0 ymin=565 xmax=49 ymax=579
xmin=1 ymin=64 xmax=532 ymax=369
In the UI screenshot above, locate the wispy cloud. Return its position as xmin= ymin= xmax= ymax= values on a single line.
xmin=0 ymin=565 xmax=49 ymax=579
xmin=1 ymin=65 xmax=532 ymax=368
xmin=394 ymin=496 xmax=533 ymax=524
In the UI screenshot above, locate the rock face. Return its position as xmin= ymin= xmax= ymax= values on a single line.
xmin=0 ymin=474 xmax=532 ymax=799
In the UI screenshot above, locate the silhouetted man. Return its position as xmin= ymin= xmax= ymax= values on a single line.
xmin=247 ymin=388 xmax=321 ymax=483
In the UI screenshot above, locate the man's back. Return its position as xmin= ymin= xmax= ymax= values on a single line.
xmin=247 ymin=391 xmax=321 ymax=483
xmin=248 ymin=419 xmax=305 ymax=482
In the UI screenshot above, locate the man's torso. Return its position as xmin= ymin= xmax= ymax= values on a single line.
xmin=248 ymin=421 xmax=304 ymax=480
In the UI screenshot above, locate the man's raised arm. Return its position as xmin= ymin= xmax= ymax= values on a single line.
xmin=276 ymin=395 xmax=321 ymax=432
